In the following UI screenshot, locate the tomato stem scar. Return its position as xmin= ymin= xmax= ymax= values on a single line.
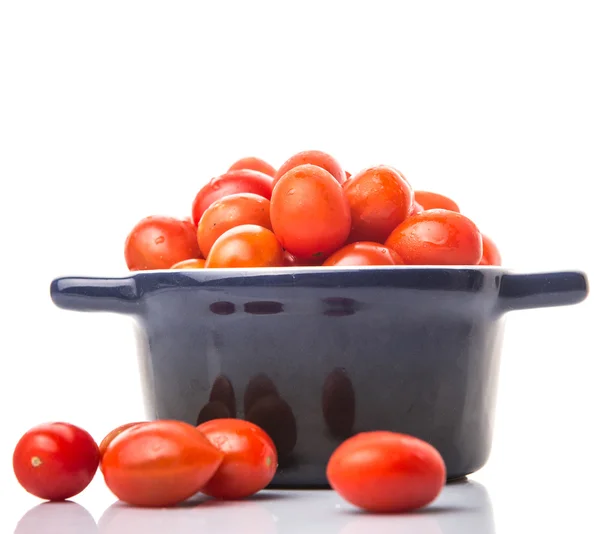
xmin=31 ymin=456 xmax=42 ymax=467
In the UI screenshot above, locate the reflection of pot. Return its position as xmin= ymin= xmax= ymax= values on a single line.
xmin=244 ymin=373 xmax=279 ymax=416
xmin=14 ymin=502 xmax=98 ymax=534
xmin=246 ymin=394 xmax=297 ymax=458
xmin=322 ymin=367 xmax=355 ymax=438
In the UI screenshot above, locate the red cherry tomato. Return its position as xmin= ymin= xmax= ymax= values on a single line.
xmin=101 ymin=420 xmax=224 ymax=507
xmin=283 ymin=251 xmax=323 ymax=266
xmin=273 ymin=150 xmax=346 ymax=188
xmin=410 ymin=201 xmax=424 ymax=215
xmin=197 ymin=419 xmax=278 ymax=499
xmin=13 ymin=422 xmax=100 ymax=501
xmin=171 ymin=258 xmax=206 ymax=269
xmin=323 ymin=242 xmax=403 ymax=267
xmin=191 ymin=170 xmax=274 ymax=225
xmin=228 ymin=157 xmax=276 ymax=177
xmin=414 ymin=191 xmax=460 ymax=212
xmin=480 ymin=234 xmax=502 ymax=266
xmin=99 ymin=423 xmax=145 ymax=459
xmin=271 ymin=164 xmax=351 ymax=260
xmin=385 ymin=209 xmax=483 ymax=265
xmin=125 ymin=216 xmax=202 ymax=271
xmin=205 ymin=224 xmax=284 ymax=268
xmin=343 ymin=166 xmax=414 ymax=243
xmin=197 ymin=193 xmax=272 ymax=258
xmin=326 ymin=431 xmax=446 ymax=513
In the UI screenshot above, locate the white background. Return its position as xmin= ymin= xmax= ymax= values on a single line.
xmin=0 ymin=1 xmax=598 ymax=532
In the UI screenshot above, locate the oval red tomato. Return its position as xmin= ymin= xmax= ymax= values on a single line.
xmin=197 ymin=193 xmax=272 ymax=258
xmin=273 ymin=150 xmax=346 ymax=188
xmin=99 ymin=422 xmax=145 ymax=459
xmin=480 ymin=234 xmax=502 ymax=266
xmin=271 ymin=164 xmax=351 ymax=259
xmin=13 ymin=422 xmax=100 ymax=501
xmin=205 ymin=224 xmax=284 ymax=268
xmin=385 ymin=209 xmax=483 ymax=265
xmin=327 ymin=431 xmax=446 ymax=513
xmin=414 ymin=191 xmax=460 ymax=212
xmin=343 ymin=166 xmax=414 ymax=244
xmin=191 ymin=170 xmax=273 ymax=226
xmin=101 ymin=420 xmax=224 ymax=507
xmin=197 ymin=419 xmax=278 ymax=499
xmin=125 ymin=216 xmax=202 ymax=271
xmin=323 ymin=242 xmax=402 ymax=267
xmin=228 ymin=157 xmax=276 ymax=177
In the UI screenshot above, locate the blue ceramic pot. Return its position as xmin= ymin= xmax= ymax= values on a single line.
xmin=50 ymin=267 xmax=588 ymax=487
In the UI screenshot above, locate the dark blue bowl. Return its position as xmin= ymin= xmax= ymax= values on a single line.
xmin=50 ymin=266 xmax=588 ymax=487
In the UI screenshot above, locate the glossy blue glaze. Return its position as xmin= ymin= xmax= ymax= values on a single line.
xmin=50 ymin=267 xmax=588 ymax=486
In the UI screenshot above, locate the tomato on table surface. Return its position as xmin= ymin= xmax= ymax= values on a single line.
xmin=323 ymin=242 xmax=403 ymax=266
xmin=273 ymin=150 xmax=346 ymax=188
xmin=479 ymin=234 xmax=502 ymax=265
xmin=228 ymin=156 xmax=276 ymax=177
xmin=205 ymin=224 xmax=284 ymax=268
xmin=414 ymin=191 xmax=460 ymax=212
xmin=191 ymin=170 xmax=274 ymax=225
xmin=197 ymin=419 xmax=278 ymax=499
xmin=171 ymin=258 xmax=206 ymax=269
xmin=13 ymin=422 xmax=100 ymax=501
xmin=125 ymin=216 xmax=201 ymax=271
xmin=271 ymin=164 xmax=351 ymax=260
xmin=343 ymin=165 xmax=414 ymax=243
xmin=197 ymin=193 xmax=272 ymax=258
xmin=101 ymin=420 xmax=224 ymax=507
xmin=327 ymin=431 xmax=446 ymax=513
xmin=385 ymin=209 xmax=483 ymax=265
xmin=99 ymin=422 xmax=145 ymax=459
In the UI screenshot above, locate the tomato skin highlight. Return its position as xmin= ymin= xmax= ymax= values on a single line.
xmin=197 ymin=193 xmax=272 ymax=258
xmin=414 ymin=191 xmax=460 ymax=212
xmin=273 ymin=150 xmax=346 ymax=188
xmin=271 ymin=164 xmax=351 ymax=259
xmin=205 ymin=224 xmax=284 ymax=268
xmin=101 ymin=420 xmax=224 ymax=508
xmin=191 ymin=170 xmax=274 ymax=225
xmin=326 ymin=431 xmax=446 ymax=513
xmin=479 ymin=234 xmax=502 ymax=265
xmin=343 ymin=166 xmax=414 ymax=244
xmin=171 ymin=258 xmax=206 ymax=269
xmin=13 ymin=422 xmax=100 ymax=501
xmin=323 ymin=242 xmax=403 ymax=267
xmin=228 ymin=157 xmax=276 ymax=177
xmin=197 ymin=419 xmax=278 ymax=499
xmin=385 ymin=209 xmax=483 ymax=265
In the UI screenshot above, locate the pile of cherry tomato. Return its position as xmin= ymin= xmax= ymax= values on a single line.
xmin=124 ymin=150 xmax=501 ymax=270
xmin=13 ymin=419 xmax=446 ymax=513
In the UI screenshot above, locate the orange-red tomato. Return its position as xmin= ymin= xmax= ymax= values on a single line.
xmin=228 ymin=157 xmax=276 ymax=177
xmin=205 ymin=225 xmax=284 ymax=268
xmin=13 ymin=423 xmax=100 ymax=501
xmin=410 ymin=201 xmax=424 ymax=215
xmin=326 ymin=431 xmax=446 ymax=513
xmin=171 ymin=258 xmax=206 ymax=269
xmin=385 ymin=209 xmax=482 ymax=265
xmin=414 ymin=191 xmax=460 ymax=212
xmin=101 ymin=420 xmax=224 ymax=507
xmin=343 ymin=166 xmax=414 ymax=244
xmin=191 ymin=170 xmax=273 ymax=225
xmin=273 ymin=150 xmax=346 ymax=188
xmin=345 ymin=170 xmax=352 ymax=179
xmin=480 ymin=234 xmax=502 ymax=266
xmin=271 ymin=164 xmax=351 ymax=260
xmin=283 ymin=251 xmax=323 ymax=267
xmin=125 ymin=216 xmax=202 ymax=271
xmin=99 ymin=423 xmax=145 ymax=459
xmin=197 ymin=193 xmax=272 ymax=258
xmin=197 ymin=419 xmax=278 ymax=499
xmin=323 ymin=242 xmax=403 ymax=267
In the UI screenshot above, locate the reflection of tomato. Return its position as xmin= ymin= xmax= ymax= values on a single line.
xmin=99 ymin=423 xmax=144 ymax=459
xmin=205 ymin=224 xmax=284 ymax=268
xmin=125 ymin=216 xmax=202 ymax=271
xmin=323 ymin=242 xmax=402 ymax=267
xmin=171 ymin=258 xmax=206 ymax=269
xmin=13 ymin=422 xmax=100 ymax=501
xmin=228 ymin=156 xmax=276 ymax=177
xmin=273 ymin=150 xmax=346 ymax=188
xmin=271 ymin=164 xmax=351 ymax=259
xmin=101 ymin=420 xmax=223 ymax=507
xmin=385 ymin=209 xmax=482 ymax=265
xmin=191 ymin=170 xmax=274 ymax=225
xmin=327 ymin=431 xmax=446 ymax=513
xmin=479 ymin=234 xmax=502 ymax=265
xmin=414 ymin=191 xmax=460 ymax=212
xmin=197 ymin=193 xmax=272 ymax=258
xmin=197 ymin=419 xmax=278 ymax=499
xmin=343 ymin=166 xmax=414 ymax=243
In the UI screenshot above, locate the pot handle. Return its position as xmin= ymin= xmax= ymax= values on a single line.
xmin=498 ymin=271 xmax=588 ymax=312
xmin=50 ymin=276 xmax=142 ymax=314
